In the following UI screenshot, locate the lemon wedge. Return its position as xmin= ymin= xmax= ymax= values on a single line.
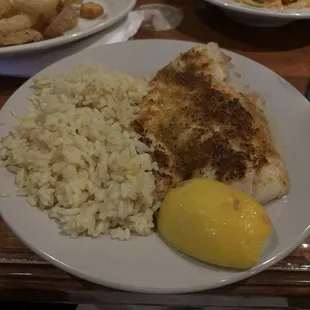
xmin=158 ymin=178 xmax=272 ymax=269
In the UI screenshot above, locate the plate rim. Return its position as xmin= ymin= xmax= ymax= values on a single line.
xmin=1 ymin=39 xmax=310 ymax=294
xmin=0 ymin=0 xmax=136 ymax=56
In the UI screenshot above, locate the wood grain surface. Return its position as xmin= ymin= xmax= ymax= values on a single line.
xmin=1 ymin=0 xmax=310 ymax=306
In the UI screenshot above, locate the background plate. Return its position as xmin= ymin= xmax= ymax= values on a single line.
xmin=0 ymin=0 xmax=136 ymax=55
xmin=204 ymin=0 xmax=310 ymax=27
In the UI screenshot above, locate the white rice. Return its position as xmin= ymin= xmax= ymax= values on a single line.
xmin=0 ymin=64 xmax=159 ymax=240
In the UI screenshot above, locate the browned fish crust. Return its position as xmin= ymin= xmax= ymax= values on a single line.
xmin=133 ymin=46 xmax=277 ymax=199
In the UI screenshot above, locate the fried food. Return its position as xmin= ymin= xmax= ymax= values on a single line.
xmin=13 ymin=0 xmax=59 ymax=14
xmin=0 ymin=0 xmax=13 ymax=19
xmin=134 ymin=43 xmax=289 ymax=205
xmin=80 ymin=2 xmax=104 ymax=19
xmin=0 ymin=28 xmax=43 ymax=46
xmin=0 ymin=13 xmax=37 ymax=37
xmin=62 ymin=0 xmax=84 ymax=4
xmin=43 ymin=5 xmax=78 ymax=38
xmin=32 ymin=12 xmax=57 ymax=33
xmin=2 ymin=5 xmax=21 ymax=19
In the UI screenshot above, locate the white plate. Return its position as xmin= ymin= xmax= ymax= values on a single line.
xmin=0 ymin=11 xmax=143 ymax=77
xmin=204 ymin=0 xmax=310 ymax=26
xmin=0 ymin=0 xmax=136 ymax=55
xmin=1 ymin=39 xmax=310 ymax=294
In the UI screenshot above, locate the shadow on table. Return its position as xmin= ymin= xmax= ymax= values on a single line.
xmin=178 ymin=0 xmax=310 ymax=51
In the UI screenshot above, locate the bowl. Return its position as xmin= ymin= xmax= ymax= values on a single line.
xmin=204 ymin=0 xmax=310 ymax=26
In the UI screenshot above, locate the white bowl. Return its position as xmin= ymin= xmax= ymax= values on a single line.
xmin=204 ymin=0 xmax=310 ymax=26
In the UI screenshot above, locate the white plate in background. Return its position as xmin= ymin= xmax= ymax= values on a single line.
xmin=204 ymin=0 xmax=310 ymax=26
xmin=1 ymin=40 xmax=310 ymax=293
xmin=0 ymin=0 xmax=136 ymax=55
xmin=0 ymin=11 xmax=143 ymax=77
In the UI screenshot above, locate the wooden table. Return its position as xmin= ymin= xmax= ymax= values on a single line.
xmin=1 ymin=0 xmax=310 ymax=307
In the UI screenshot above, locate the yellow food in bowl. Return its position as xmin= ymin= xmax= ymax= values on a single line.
xmin=158 ymin=178 xmax=272 ymax=269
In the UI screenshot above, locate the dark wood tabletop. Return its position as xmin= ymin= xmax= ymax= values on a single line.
xmin=2 ymin=0 xmax=310 ymax=307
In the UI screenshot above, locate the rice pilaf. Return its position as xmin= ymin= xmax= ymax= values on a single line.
xmin=0 ymin=64 xmax=159 ymax=240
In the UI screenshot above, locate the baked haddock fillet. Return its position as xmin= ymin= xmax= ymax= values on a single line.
xmin=133 ymin=43 xmax=289 ymax=205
